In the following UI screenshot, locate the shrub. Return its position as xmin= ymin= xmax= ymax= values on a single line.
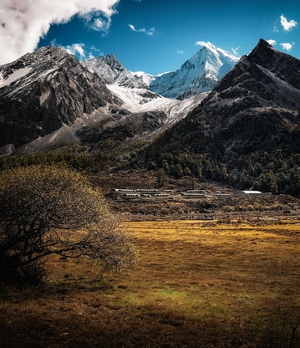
xmin=0 ymin=165 xmax=135 ymax=284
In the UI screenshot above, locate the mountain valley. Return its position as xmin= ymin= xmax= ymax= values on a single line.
xmin=0 ymin=39 xmax=300 ymax=199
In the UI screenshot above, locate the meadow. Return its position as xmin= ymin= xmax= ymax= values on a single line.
xmin=0 ymin=219 xmax=299 ymax=347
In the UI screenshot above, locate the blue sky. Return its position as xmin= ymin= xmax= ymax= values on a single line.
xmin=1 ymin=1 xmax=299 ymax=75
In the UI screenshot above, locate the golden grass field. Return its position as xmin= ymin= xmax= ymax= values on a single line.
xmin=0 ymin=219 xmax=299 ymax=347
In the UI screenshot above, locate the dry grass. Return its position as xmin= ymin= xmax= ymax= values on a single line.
xmin=0 ymin=220 xmax=299 ymax=347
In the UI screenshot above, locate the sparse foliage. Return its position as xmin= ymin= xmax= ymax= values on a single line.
xmin=0 ymin=165 xmax=135 ymax=283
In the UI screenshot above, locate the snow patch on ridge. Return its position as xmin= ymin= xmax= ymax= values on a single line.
xmin=107 ymin=83 xmax=173 ymax=112
xmin=0 ymin=67 xmax=32 ymax=88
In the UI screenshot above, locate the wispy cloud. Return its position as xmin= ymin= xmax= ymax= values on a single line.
xmin=177 ymin=49 xmax=184 ymax=54
xmin=0 ymin=0 xmax=120 ymax=65
xmin=280 ymin=15 xmax=297 ymax=31
xmin=64 ymin=43 xmax=86 ymax=59
xmin=89 ymin=45 xmax=103 ymax=57
xmin=280 ymin=42 xmax=294 ymax=51
xmin=82 ymin=11 xmax=115 ymax=34
xmin=128 ymin=24 xmax=155 ymax=36
xmin=231 ymin=47 xmax=240 ymax=56
xmin=62 ymin=43 xmax=104 ymax=60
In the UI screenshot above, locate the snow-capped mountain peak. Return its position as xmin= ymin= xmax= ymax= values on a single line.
xmin=131 ymin=70 xmax=155 ymax=87
xmin=197 ymin=41 xmax=237 ymax=60
xmin=149 ymin=41 xmax=240 ymax=99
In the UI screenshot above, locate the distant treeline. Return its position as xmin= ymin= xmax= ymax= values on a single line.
xmin=0 ymin=144 xmax=102 ymax=171
xmin=145 ymin=149 xmax=300 ymax=197
xmin=1 ymin=142 xmax=300 ymax=197
xmin=0 ymin=142 xmax=145 ymax=172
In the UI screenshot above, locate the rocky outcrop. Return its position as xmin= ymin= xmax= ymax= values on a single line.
xmin=82 ymin=54 xmax=147 ymax=89
xmin=77 ymin=109 xmax=167 ymax=150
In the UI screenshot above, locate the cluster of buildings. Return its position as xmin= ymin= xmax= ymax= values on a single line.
xmin=109 ymin=188 xmax=264 ymax=201
xmin=110 ymin=188 xmax=232 ymax=200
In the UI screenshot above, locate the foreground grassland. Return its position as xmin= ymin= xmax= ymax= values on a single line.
xmin=0 ymin=220 xmax=299 ymax=347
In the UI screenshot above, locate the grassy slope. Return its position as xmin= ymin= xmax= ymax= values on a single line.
xmin=0 ymin=220 xmax=299 ymax=347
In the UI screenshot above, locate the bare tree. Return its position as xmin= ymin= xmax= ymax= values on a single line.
xmin=0 ymin=165 xmax=135 ymax=283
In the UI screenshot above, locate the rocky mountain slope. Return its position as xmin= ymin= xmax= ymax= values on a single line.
xmin=0 ymin=47 xmax=205 ymax=155
xmin=0 ymin=46 xmax=122 ymax=153
xmin=186 ymin=39 xmax=300 ymax=157
xmin=149 ymin=42 xmax=239 ymax=99
xmin=146 ymin=39 xmax=300 ymax=196
xmin=82 ymin=53 xmax=166 ymax=108
xmin=82 ymin=54 xmax=147 ymax=89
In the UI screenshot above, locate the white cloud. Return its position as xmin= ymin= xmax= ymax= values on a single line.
xmin=64 ymin=43 xmax=86 ymax=59
xmin=267 ymin=39 xmax=277 ymax=46
xmin=62 ymin=43 xmax=105 ymax=60
xmin=280 ymin=14 xmax=297 ymax=31
xmin=128 ymin=24 xmax=155 ymax=36
xmin=81 ymin=11 xmax=114 ymax=34
xmin=0 ymin=0 xmax=120 ymax=65
xmin=128 ymin=24 xmax=136 ymax=31
xmin=89 ymin=45 xmax=103 ymax=56
xmin=177 ymin=49 xmax=184 ymax=54
xmin=280 ymin=42 xmax=294 ymax=51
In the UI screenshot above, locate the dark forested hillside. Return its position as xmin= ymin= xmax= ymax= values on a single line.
xmin=145 ymin=39 xmax=300 ymax=196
